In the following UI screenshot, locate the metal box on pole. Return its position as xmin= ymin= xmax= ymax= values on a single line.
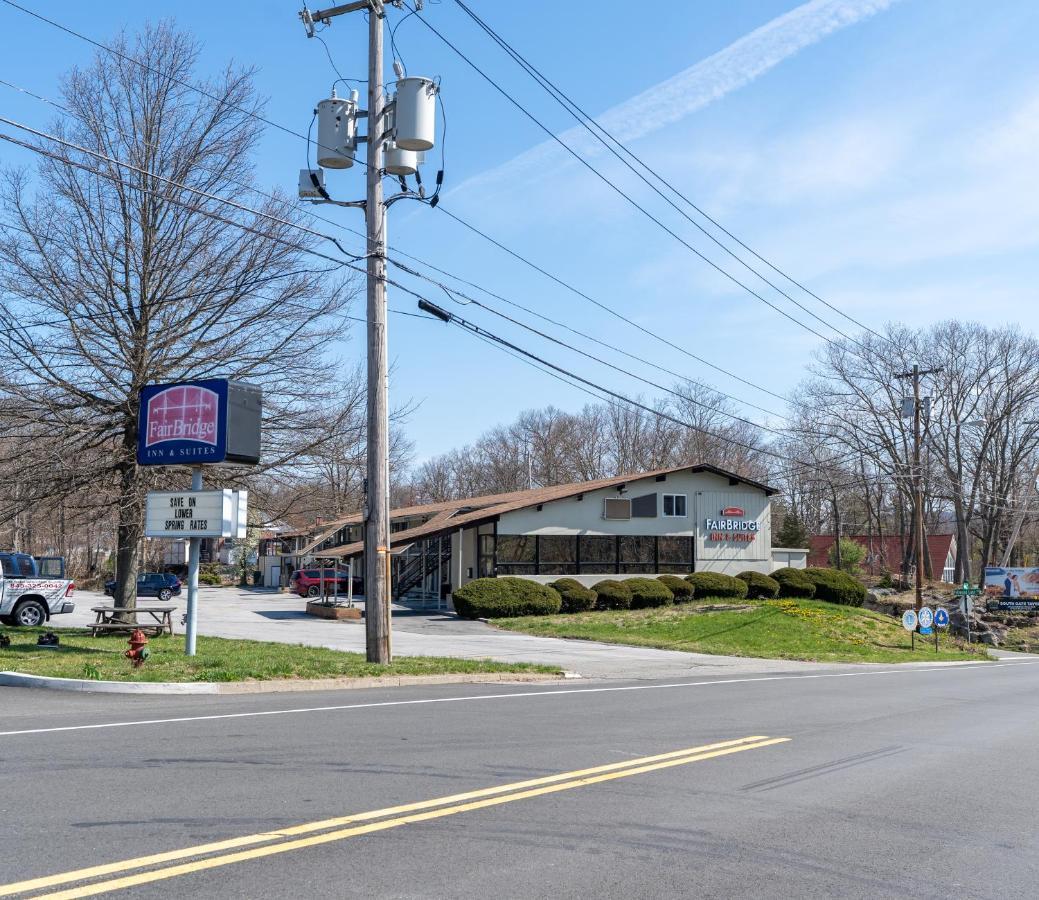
xmin=316 ymin=91 xmax=359 ymax=168
xmin=393 ymin=77 xmax=436 ymax=151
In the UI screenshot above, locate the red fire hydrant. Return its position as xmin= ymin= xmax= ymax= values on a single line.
xmin=125 ymin=629 xmax=151 ymax=668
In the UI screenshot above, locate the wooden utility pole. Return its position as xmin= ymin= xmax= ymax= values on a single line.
xmin=301 ymin=0 xmax=392 ymax=662
xmin=895 ymin=365 xmax=940 ymax=614
xmin=364 ymin=2 xmax=392 ymax=663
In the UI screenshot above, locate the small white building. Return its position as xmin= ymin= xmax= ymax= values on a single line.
xmin=307 ymin=464 xmax=806 ymax=599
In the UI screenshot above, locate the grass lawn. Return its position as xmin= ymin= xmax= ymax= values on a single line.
xmin=497 ymin=598 xmax=988 ymax=664
xmin=0 ymin=628 xmax=558 ymax=683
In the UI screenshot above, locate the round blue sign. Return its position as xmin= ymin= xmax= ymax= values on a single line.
xmin=934 ymin=608 xmax=950 ymax=628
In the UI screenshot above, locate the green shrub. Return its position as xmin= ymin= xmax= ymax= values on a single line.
xmin=803 ymin=567 xmax=867 ymax=606
xmin=657 ymin=575 xmax=694 ymax=601
xmin=624 ymin=577 xmax=674 ymax=609
xmin=828 ymin=538 xmax=866 ymax=575
xmin=771 ymin=567 xmax=816 ymax=598
xmin=685 ymin=571 xmax=748 ymax=600
xmin=737 ymin=570 xmax=780 ymax=599
xmin=199 ymin=571 xmax=222 ymax=586
xmin=877 ymin=570 xmax=894 ymax=589
xmin=550 ymin=578 xmax=597 ymax=613
xmin=452 ymin=577 xmax=562 ymax=618
xmin=592 ymin=579 xmax=632 ymax=610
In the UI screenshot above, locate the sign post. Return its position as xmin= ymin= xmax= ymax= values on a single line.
xmin=901 ymin=609 xmax=918 ymax=651
xmin=186 ymin=468 xmax=203 ymax=656
xmin=953 ymin=582 xmax=981 ymax=643
xmin=138 ymin=378 xmax=260 ymax=656
xmin=934 ymin=606 xmax=949 ymax=653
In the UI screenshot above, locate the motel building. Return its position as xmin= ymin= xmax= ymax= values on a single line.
xmin=285 ymin=464 xmax=808 ymax=604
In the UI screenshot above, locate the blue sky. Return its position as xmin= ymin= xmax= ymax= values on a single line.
xmin=2 ymin=0 xmax=1038 ymax=461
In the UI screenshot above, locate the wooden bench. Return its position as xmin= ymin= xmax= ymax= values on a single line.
xmin=89 ymin=606 xmax=175 ymax=637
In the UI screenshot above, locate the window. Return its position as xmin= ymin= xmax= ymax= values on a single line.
xmin=478 ymin=534 xmax=496 ymax=578
xmin=579 ymin=535 xmax=616 ymax=574
xmin=496 ymin=534 xmax=536 ymax=575
xmin=658 ymin=536 xmax=693 ymax=574
xmin=538 ymin=535 xmax=577 ymax=576
xmin=663 ymin=494 xmax=687 ymax=517
xmin=496 ymin=535 xmax=535 ymax=564
xmin=619 ymin=535 xmax=655 ymax=573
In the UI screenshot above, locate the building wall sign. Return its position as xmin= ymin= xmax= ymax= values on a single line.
xmin=704 ymin=515 xmax=760 ymax=543
xmin=137 ymin=379 xmax=262 ymax=466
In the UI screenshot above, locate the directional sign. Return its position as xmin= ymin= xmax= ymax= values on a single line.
xmin=934 ymin=608 xmax=950 ymax=628
xmin=918 ymin=607 xmax=934 ymax=629
xmin=959 ymin=596 xmax=973 ymax=617
xmin=901 ymin=610 xmax=918 ymax=632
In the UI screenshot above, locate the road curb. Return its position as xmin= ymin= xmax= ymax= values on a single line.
xmin=0 ymin=670 xmax=571 ymax=695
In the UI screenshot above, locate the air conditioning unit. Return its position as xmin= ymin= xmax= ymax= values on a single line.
xmin=603 ymin=498 xmax=631 ymax=520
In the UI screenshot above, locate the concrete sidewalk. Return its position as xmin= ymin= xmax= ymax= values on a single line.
xmin=55 ymin=585 xmax=876 ymax=680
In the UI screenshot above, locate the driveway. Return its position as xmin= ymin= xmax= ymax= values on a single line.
xmin=51 ymin=586 xmax=902 ymax=680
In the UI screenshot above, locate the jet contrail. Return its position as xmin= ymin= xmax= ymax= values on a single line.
xmin=452 ymin=0 xmax=901 ymax=198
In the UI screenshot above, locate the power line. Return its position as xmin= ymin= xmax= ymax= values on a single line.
xmin=414 ymin=298 xmax=887 ymax=485
xmin=406 ymin=2 xmax=869 ymax=352
xmin=0 ymin=117 xmax=931 ymax=495
xmin=450 ymin=0 xmax=891 ymax=349
xmin=0 ymin=8 xmax=807 ymax=412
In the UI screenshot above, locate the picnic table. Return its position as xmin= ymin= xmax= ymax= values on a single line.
xmin=89 ymin=605 xmax=175 ymax=637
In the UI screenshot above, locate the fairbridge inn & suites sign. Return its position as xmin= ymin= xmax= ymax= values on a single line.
xmin=704 ymin=507 xmax=761 ymax=543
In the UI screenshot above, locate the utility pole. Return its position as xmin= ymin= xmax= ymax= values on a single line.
xmin=895 ymin=365 xmax=941 ymax=613
xmin=298 ymin=0 xmax=436 ymax=663
xmin=364 ymin=2 xmax=392 ymax=663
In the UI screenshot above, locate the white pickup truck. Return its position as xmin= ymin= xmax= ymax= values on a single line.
xmin=0 ymin=552 xmax=76 ymax=627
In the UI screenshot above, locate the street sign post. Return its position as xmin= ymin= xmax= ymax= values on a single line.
xmin=902 ymin=609 xmax=918 ymax=650
xmin=953 ymin=582 xmax=981 ymax=643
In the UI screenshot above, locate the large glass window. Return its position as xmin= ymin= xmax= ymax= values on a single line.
xmin=496 ymin=534 xmax=535 ymax=575
xmin=619 ymin=535 xmax=655 ymax=573
xmin=579 ymin=535 xmax=616 ymax=574
xmin=496 ymin=535 xmax=535 ymax=564
xmin=658 ymin=536 xmax=693 ymax=574
xmin=538 ymin=535 xmax=577 ymax=576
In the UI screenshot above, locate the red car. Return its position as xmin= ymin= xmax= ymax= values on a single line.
xmin=289 ymin=568 xmax=360 ymax=598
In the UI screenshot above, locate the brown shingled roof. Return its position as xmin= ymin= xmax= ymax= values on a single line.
xmin=317 ymin=463 xmax=777 ymax=559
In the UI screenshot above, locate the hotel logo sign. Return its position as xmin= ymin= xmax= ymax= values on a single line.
xmin=705 ymin=507 xmax=759 ymax=543
xmin=137 ymin=379 xmax=261 ymax=466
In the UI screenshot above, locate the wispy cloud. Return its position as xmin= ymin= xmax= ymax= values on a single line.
xmin=453 ymin=0 xmax=901 ymax=199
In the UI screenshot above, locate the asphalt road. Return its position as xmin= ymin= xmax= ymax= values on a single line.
xmin=3 ymin=659 xmax=1039 ymax=898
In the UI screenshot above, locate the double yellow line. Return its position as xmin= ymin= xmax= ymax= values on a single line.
xmin=3 ymin=735 xmax=788 ymax=899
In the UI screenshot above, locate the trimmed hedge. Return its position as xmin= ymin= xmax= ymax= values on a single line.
xmin=625 ymin=577 xmax=674 ymax=609
xmin=803 ymin=567 xmax=867 ymax=607
xmin=452 ymin=577 xmax=562 ymax=618
xmin=657 ymin=575 xmax=694 ymax=601
xmin=737 ymin=570 xmax=780 ymax=599
xmin=771 ymin=567 xmax=816 ymax=599
xmin=550 ymin=578 xmax=598 ymax=613
xmin=685 ymin=571 xmax=748 ymax=600
xmin=592 ymin=579 xmax=633 ymax=610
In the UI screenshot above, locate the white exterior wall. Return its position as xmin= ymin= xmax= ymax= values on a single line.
xmin=771 ymin=548 xmax=808 ymax=570
xmin=496 ymin=470 xmax=773 ymax=575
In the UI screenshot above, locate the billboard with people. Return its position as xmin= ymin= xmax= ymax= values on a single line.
xmin=983 ymin=566 xmax=1039 ymax=610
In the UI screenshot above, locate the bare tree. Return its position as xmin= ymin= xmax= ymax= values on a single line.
xmin=0 ymin=23 xmax=355 ymax=615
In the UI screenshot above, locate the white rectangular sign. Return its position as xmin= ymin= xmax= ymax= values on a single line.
xmin=230 ymin=490 xmax=248 ymax=539
xmin=145 ymin=490 xmax=236 ymax=538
